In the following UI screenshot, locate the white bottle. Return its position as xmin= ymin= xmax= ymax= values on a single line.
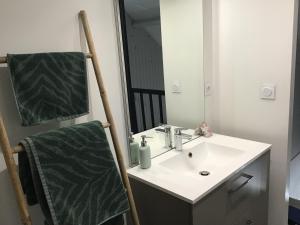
xmin=139 ymin=135 xmax=151 ymax=169
xmin=129 ymin=132 xmax=139 ymax=165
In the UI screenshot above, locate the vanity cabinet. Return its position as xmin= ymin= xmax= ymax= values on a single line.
xmin=129 ymin=151 xmax=270 ymax=225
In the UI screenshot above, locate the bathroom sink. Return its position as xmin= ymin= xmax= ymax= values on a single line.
xmin=127 ymin=134 xmax=271 ymax=203
xmin=159 ymin=142 xmax=245 ymax=175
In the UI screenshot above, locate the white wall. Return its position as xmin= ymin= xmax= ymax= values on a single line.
xmin=160 ymin=0 xmax=205 ymax=129
xmin=207 ymin=1 xmax=296 ymax=225
xmin=0 ymin=0 xmax=129 ymax=224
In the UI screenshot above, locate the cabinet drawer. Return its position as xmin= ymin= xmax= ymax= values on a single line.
xmin=224 ymin=152 xmax=269 ymax=225
xmin=129 ymin=152 xmax=270 ymax=225
xmin=226 ymin=172 xmax=255 ymax=208
xmin=193 ymin=152 xmax=269 ymax=225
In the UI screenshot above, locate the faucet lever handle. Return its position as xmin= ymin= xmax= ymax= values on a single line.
xmin=164 ymin=125 xmax=172 ymax=132
xmin=174 ymin=127 xmax=186 ymax=135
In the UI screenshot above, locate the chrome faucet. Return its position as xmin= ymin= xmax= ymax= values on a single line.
xmin=155 ymin=125 xmax=173 ymax=148
xmin=164 ymin=125 xmax=172 ymax=149
xmin=174 ymin=128 xmax=192 ymax=151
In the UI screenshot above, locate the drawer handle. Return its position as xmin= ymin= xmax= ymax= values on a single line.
xmin=228 ymin=173 xmax=253 ymax=195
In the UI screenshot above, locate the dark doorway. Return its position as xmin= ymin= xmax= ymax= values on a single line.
xmin=118 ymin=0 xmax=167 ymax=133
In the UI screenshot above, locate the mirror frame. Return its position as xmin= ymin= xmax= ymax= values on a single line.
xmin=112 ymin=0 xmax=135 ymax=166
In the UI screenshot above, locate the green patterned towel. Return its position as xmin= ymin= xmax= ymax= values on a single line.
xmin=7 ymin=52 xmax=89 ymax=126
xmin=19 ymin=121 xmax=129 ymax=225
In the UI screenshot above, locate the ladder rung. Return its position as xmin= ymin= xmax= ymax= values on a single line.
xmin=0 ymin=56 xmax=6 ymax=64
xmin=0 ymin=53 xmax=92 ymax=64
xmin=102 ymin=122 xmax=111 ymax=128
xmin=86 ymin=53 xmax=93 ymax=58
xmin=12 ymin=121 xmax=110 ymax=154
xmin=12 ymin=145 xmax=23 ymax=154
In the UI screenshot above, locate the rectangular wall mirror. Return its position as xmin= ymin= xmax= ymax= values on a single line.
xmin=116 ymin=0 xmax=206 ymax=166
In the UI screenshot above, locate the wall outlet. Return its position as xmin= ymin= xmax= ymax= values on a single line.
xmin=205 ymin=83 xmax=212 ymax=96
xmin=260 ymin=84 xmax=276 ymax=100
xmin=172 ymin=80 xmax=182 ymax=93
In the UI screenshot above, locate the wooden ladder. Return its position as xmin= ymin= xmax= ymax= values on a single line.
xmin=0 ymin=10 xmax=140 ymax=225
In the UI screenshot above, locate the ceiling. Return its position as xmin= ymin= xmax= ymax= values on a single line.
xmin=124 ymin=0 xmax=162 ymax=45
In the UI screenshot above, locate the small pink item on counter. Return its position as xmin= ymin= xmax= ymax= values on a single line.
xmin=194 ymin=122 xmax=213 ymax=137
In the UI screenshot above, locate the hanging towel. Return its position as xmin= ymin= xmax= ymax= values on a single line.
xmin=7 ymin=52 xmax=89 ymax=126
xmin=19 ymin=121 xmax=129 ymax=225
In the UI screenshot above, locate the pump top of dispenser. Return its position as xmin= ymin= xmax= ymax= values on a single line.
xmin=129 ymin=132 xmax=135 ymax=143
xmin=141 ymin=135 xmax=147 ymax=147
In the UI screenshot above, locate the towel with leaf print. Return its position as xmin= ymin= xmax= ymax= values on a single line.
xmin=19 ymin=121 xmax=129 ymax=225
xmin=7 ymin=52 xmax=89 ymax=126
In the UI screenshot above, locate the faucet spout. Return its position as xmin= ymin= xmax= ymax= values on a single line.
xmin=155 ymin=125 xmax=173 ymax=149
xmin=174 ymin=128 xmax=193 ymax=151
xmin=164 ymin=125 xmax=173 ymax=149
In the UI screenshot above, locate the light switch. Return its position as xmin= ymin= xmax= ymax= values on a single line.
xmin=172 ymin=80 xmax=182 ymax=93
xmin=260 ymin=84 xmax=276 ymax=100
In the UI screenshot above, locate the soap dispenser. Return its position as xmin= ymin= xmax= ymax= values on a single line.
xmin=129 ymin=132 xmax=139 ymax=165
xmin=139 ymin=135 xmax=151 ymax=169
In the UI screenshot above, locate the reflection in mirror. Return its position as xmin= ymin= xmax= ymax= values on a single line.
xmin=118 ymin=0 xmax=205 ymax=165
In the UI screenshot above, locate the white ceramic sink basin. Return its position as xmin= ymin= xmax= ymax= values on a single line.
xmin=159 ymin=142 xmax=244 ymax=175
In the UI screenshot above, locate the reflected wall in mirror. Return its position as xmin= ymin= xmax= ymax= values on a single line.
xmin=118 ymin=0 xmax=205 ymax=165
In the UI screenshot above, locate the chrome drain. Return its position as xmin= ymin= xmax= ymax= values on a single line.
xmin=199 ymin=171 xmax=210 ymax=176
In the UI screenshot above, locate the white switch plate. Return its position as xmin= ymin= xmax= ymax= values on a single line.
xmin=172 ymin=80 xmax=182 ymax=93
xmin=260 ymin=84 xmax=276 ymax=100
xmin=205 ymin=83 xmax=212 ymax=96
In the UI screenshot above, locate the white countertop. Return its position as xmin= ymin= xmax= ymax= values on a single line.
xmin=127 ymin=134 xmax=271 ymax=204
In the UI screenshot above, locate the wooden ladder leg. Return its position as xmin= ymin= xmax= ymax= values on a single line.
xmin=0 ymin=117 xmax=32 ymax=225
xmin=79 ymin=10 xmax=141 ymax=225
